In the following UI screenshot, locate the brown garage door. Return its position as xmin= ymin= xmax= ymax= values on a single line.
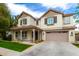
xmin=46 ymin=31 xmax=68 ymax=42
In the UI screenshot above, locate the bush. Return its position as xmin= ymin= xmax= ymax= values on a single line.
xmin=6 ymin=35 xmax=12 ymax=41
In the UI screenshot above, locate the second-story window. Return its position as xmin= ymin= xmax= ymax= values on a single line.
xmin=64 ymin=17 xmax=70 ymax=24
xmin=23 ymin=19 xmax=27 ymax=24
xmin=20 ymin=19 xmax=27 ymax=25
xmin=47 ymin=17 xmax=54 ymax=25
xmin=45 ymin=17 xmax=57 ymax=25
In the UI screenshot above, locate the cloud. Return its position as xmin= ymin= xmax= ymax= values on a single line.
xmin=41 ymin=3 xmax=72 ymax=10
xmin=6 ymin=3 xmax=77 ymax=18
xmin=6 ymin=3 xmax=44 ymax=18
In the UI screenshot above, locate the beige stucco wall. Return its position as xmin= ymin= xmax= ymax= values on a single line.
xmin=39 ymin=14 xmax=63 ymax=30
xmin=18 ymin=16 xmax=36 ymax=26
xmin=42 ymin=31 xmax=46 ymax=41
xmin=38 ymin=11 xmax=75 ymax=30
xmin=68 ymin=30 xmax=75 ymax=43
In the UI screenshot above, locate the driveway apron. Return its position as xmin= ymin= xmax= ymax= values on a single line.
xmin=21 ymin=41 xmax=79 ymax=56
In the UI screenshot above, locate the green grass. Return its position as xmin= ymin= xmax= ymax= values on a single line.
xmin=73 ymin=44 xmax=79 ymax=48
xmin=0 ymin=41 xmax=32 ymax=52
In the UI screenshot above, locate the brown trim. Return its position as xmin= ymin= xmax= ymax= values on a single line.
xmin=63 ymin=14 xmax=74 ymax=17
xmin=46 ymin=31 xmax=68 ymax=33
xmin=16 ymin=11 xmax=36 ymax=21
xmin=63 ymin=26 xmax=76 ymax=29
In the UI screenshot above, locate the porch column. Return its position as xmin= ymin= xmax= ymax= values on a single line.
xmin=12 ymin=31 xmax=16 ymax=41
xmin=40 ymin=31 xmax=42 ymax=41
xmin=32 ymin=29 xmax=35 ymax=42
xmin=20 ymin=30 xmax=22 ymax=40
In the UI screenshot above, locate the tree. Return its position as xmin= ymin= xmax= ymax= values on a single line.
xmin=75 ymin=3 xmax=79 ymax=23
xmin=0 ymin=3 xmax=12 ymax=40
xmin=76 ymin=20 xmax=79 ymax=23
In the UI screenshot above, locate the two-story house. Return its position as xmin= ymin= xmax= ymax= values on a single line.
xmin=11 ymin=9 xmax=75 ymax=43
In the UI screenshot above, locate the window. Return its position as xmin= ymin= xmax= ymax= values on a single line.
xmin=47 ymin=17 xmax=54 ymax=25
xmin=23 ymin=19 xmax=27 ymax=24
xmin=64 ymin=17 xmax=70 ymax=24
xmin=15 ymin=32 xmax=20 ymax=39
xmin=45 ymin=17 xmax=57 ymax=25
xmin=20 ymin=19 xmax=27 ymax=25
xmin=22 ymin=31 xmax=27 ymax=39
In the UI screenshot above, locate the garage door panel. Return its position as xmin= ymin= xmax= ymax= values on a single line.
xmin=46 ymin=32 xmax=68 ymax=42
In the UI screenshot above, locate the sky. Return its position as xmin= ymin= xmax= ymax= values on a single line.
xmin=6 ymin=3 xmax=78 ymax=18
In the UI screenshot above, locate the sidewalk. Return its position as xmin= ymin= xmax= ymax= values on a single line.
xmin=0 ymin=47 xmax=20 ymax=56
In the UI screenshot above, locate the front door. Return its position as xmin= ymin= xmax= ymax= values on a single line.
xmin=35 ymin=31 xmax=38 ymax=41
xmin=32 ymin=31 xmax=38 ymax=41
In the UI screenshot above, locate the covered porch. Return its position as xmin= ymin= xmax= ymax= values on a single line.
xmin=10 ymin=25 xmax=43 ymax=43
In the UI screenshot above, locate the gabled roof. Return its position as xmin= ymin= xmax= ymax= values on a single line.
xmin=16 ymin=11 xmax=36 ymax=20
xmin=16 ymin=9 xmax=74 ymax=21
xmin=39 ymin=9 xmax=64 ymax=19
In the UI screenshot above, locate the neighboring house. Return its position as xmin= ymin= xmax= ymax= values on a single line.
xmin=11 ymin=9 xmax=75 ymax=43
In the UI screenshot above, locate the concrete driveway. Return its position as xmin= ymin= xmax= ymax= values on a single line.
xmin=21 ymin=41 xmax=79 ymax=56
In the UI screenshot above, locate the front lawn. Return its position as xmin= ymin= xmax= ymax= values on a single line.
xmin=0 ymin=41 xmax=32 ymax=52
xmin=73 ymin=44 xmax=79 ymax=48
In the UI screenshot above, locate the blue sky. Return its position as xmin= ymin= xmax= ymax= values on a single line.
xmin=7 ymin=3 xmax=78 ymax=18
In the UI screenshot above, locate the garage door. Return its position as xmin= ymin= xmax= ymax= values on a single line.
xmin=46 ymin=31 xmax=68 ymax=42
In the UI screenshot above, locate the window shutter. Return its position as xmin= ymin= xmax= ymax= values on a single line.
xmin=54 ymin=16 xmax=57 ymax=23
xmin=24 ymin=19 xmax=27 ymax=24
xmin=20 ymin=20 xmax=22 ymax=25
xmin=36 ymin=20 xmax=38 ymax=25
xmin=45 ymin=18 xmax=47 ymax=24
